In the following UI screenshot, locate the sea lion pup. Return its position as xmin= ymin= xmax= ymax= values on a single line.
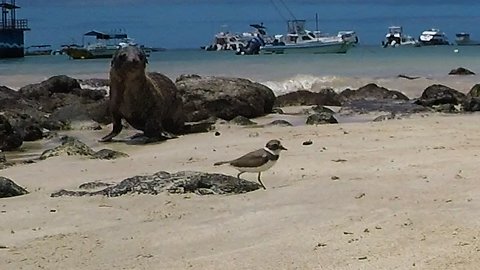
xmin=100 ymin=45 xmax=185 ymax=142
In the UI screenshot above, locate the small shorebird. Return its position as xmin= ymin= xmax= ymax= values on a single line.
xmin=214 ymin=139 xmax=287 ymax=189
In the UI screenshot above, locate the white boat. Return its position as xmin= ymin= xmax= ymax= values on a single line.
xmin=337 ymin=30 xmax=359 ymax=45
xmin=63 ymin=30 xmax=139 ymax=59
xmin=455 ymin=32 xmax=480 ymax=46
xmin=418 ymin=28 xmax=449 ymax=46
xmin=382 ymin=26 xmax=419 ymax=47
xmin=202 ymin=24 xmax=269 ymax=51
xmin=261 ymin=20 xmax=353 ymax=54
xmin=202 ymin=31 xmax=251 ymax=51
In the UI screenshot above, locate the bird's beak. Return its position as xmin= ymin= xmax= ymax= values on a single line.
xmin=280 ymin=145 xmax=287 ymax=151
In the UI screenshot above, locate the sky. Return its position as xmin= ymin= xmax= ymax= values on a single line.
xmin=11 ymin=0 xmax=480 ymax=49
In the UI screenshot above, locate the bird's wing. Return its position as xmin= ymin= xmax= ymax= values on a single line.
xmin=229 ymin=149 xmax=269 ymax=168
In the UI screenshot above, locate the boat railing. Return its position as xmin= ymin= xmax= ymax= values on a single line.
xmin=0 ymin=19 xmax=29 ymax=30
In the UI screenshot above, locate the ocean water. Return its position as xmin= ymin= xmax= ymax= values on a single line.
xmin=1 ymin=45 xmax=480 ymax=98
xmin=2 ymin=0 xmax=480 ymax=98
xmin=18 ymin=0 xmax=480 ymax=49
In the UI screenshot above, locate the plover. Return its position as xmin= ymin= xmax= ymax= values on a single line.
xmin=214 ymin=139 xmax=287 ymax=189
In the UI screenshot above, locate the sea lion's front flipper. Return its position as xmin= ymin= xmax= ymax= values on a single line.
xmin=99 ymin=114 xmax=123 ymax=142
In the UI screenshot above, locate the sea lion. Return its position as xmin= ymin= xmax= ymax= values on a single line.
xmin=100 ymin=45 xmax=185 ymax=142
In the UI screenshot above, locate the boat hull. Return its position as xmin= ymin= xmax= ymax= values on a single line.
xmin=418 ymin=40 xmax=450 ymax=46
xmin=261 ymin=41 xmax=352 ymax=54
xmin=64 ymin=47 xmax=118 ymax=60
xmin=456 ymin=40 xmax=480 ymax=46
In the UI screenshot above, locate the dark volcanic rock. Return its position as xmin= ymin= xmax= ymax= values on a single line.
xmin=449 ymin=67 xmax=475 ymax=75
xmin=266 ymin=120 xmax=293 ymax=127
xmin=340 ymin=100 xmax=430 ymax=115
xmin=306 ymin=112 xmax=338 ymax=125
xmin=51 ymin=171 xmax=261 ymax=197
xmin=0 ymin=115 xmax=23 ymax=151
xmin=176 ymin=75 xmax=276 ymax=121
xmin=40 ymin=136 xmax=127 ymax=160
xmin=1 ymin=76 xmax=110 ymax=147
xmin=311 ymin=105 xmax=336 ymax=114
xmin=40 ymin=136 xmax=95 ymax=160
xmin=339 ymin=83 xmax=409 ymax=103
xmin=19 ymin=75 xmax=81 ymax=100
xmin=0 ymin=177 xmax=28 ymax=198
xmin=92 ymin=149 xmax=129 ymax=160
xmin=415 ymin=84 xmax=466 ymax=107
xmin=463 ymin=84 xmax=480 ymax=111
xmin=78 ymin=181 xmax=113 ymax=190
xmin=229 ymin=116 xmax=257 ymax=126
xmin=275 ymin=88 xmax=342 ymax=107
xmin=49 ymin=100 xmax=110 ymax=125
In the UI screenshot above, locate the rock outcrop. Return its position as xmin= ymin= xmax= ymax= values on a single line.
xmin=0 ymin=115 xmax=23 ymax=151
xmin=176 ymin=75 xmax=276 ymax=121
xmin=0 ymin=177 xmax=28 ymax=198
xmin=51 ymin=171 xmax=262 ymax=197
xmin=40 ymin=136 xmax=128 ymax=160
xmin=339 ymin=83 xmax=409 ymax=103
xmin=415 ymin=84 xmax=466 ymax=107
xmin=448 ymin=67 xmax=475 ymax=75
xmin=275 ymin=88 xmax=342 ymax=107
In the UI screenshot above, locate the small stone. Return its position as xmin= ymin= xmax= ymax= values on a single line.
xmin=267 ymin=120 xmax=293 ymax=127
xmin=271 ymin=108 xmax=284 ymax=114
xmin=248 ymin=132 xmax=259 ymax=138
xmin=355 ymin=193 xmax=365 ymax=199
xmin=214 ymin=131 xmax=221 ymax=136
xmin=50 ymin=209 xmax=57 ymax=213
xmin=302 ymin=140 xmax=313 ymax=146
xmin=93 ymin=149 xmax=129 ymax=160
xmin=230 ymin=116 xmax=256 ymax=126
xmin=358 ymin=256 xmax=368 ymax=260
xmin=331 ymin=176 xmax=340 ymax=181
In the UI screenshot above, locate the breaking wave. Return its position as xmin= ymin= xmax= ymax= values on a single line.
xmin=260 ymin=74 xmax=355 ymax=96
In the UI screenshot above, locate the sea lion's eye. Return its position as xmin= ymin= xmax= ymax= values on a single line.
xmin=118 ymin=54 xmax=127 ymax=61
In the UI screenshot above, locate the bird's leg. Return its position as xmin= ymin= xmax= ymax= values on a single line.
xmin=237 ymin=171 xmax=245 ymax=179
xmin=257 ymin=172 xmax=266 ymax=189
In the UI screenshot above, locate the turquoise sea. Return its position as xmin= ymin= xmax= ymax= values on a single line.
xmin=2 ymin=0 xmax=480 ymax=97
xmin=1 ymin=45 xmax=480 ymax=98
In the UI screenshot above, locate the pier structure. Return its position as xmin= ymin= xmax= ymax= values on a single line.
xmin=0 ymin=0 xmax=29 ymax=58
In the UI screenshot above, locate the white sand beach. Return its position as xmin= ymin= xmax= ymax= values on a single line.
xmin=2 ymin=112 xmax=480 ymax=269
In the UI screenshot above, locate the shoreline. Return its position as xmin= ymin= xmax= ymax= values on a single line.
xmin=2 ymin=72 xmax=479 ymax=99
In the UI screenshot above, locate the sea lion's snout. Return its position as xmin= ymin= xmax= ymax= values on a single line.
xmin=111 ymin=46 xmax=147 ymax=69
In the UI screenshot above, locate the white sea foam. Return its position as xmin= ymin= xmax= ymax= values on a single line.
xmin=261 ymin=74 xmax=346 ymax=96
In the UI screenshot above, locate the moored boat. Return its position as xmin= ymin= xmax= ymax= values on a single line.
xmin=260 ymin=20 xmax=353 ymax=54
xmin=455 ymin=32 xmax=480 ymax=46
xmin=202 ymin=23 xmax=268 ymax=52
xmin=63 ymin=30 xmax=138 ymax=60
xmin=25 ymin=44 xmax=52 ymax=56
xmin=418 ymin=28 xmax=449 ymax=46
xmin=382 ymin=26 xmax=419 ymax=47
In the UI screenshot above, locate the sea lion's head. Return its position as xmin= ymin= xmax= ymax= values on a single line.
xmin=111 ymin=45 xmax=148 ymax=73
